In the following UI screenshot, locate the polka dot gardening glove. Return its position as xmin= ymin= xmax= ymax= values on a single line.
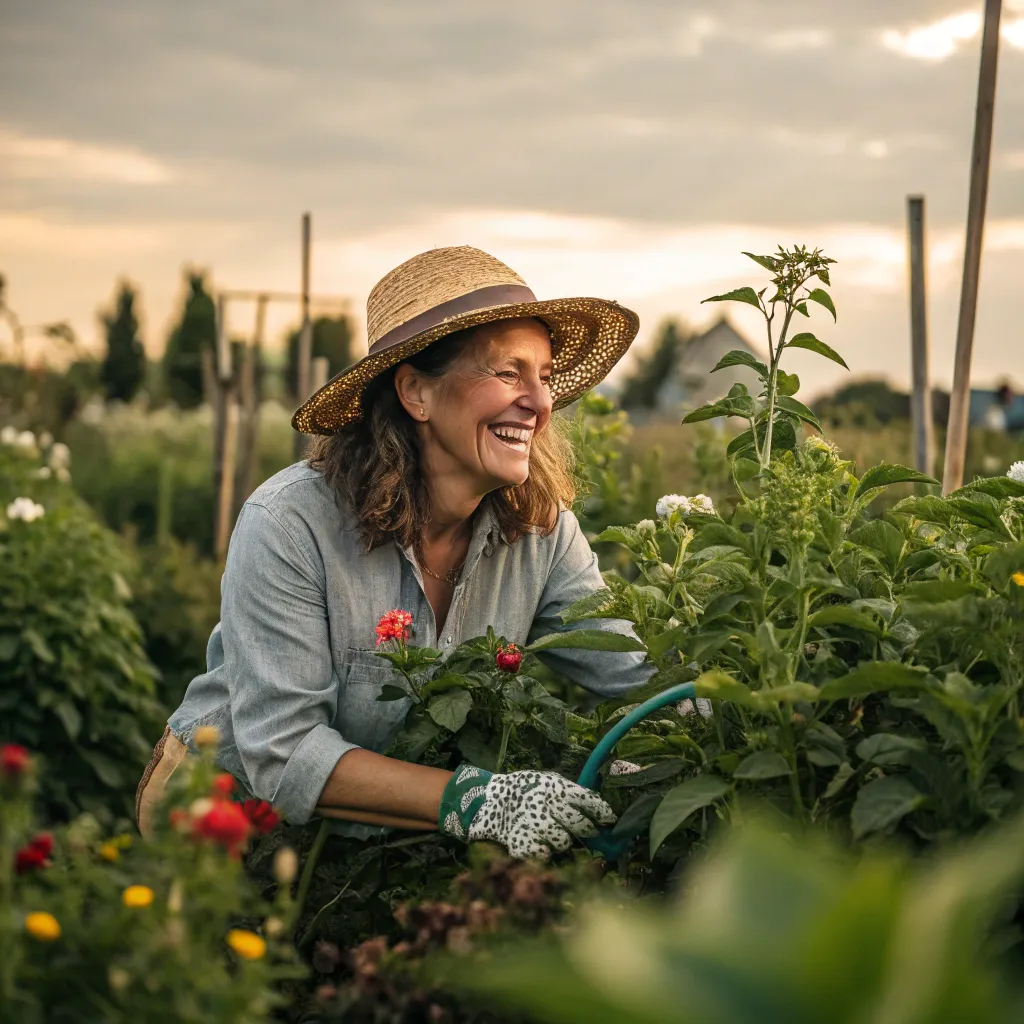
xmin=438 ymin=762 xmax=616 ymax=860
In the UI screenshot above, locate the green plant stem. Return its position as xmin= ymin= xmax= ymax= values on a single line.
xmin=291 ymin=818 xmax=331 ymax=935
xmin=495 ymin=718 xmax=513 ymax=774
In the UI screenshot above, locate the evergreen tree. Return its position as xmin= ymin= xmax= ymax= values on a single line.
xmin=618 ymin=318 xmax=689 ymax=410
xmin=163 ymin=271 xmax=216 ymax=409
xmin=100 ymin=282 xmax=147 ymax=403
xmin=286 ymin=314 xmax=354 ymax=400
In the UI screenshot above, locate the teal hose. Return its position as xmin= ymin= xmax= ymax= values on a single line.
xmin=576 ymin=681 xmax=698 ymax=859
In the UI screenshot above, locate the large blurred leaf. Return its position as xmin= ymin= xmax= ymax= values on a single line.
xmin=733 ymin=751 xmax=792 ymax=780
xmin=819 ymin=663 xmax=929 ymax=700
xmin=527 ymin=630 xmax=646 ymax=653
xmin=855 ymin=464 xmax=938 ymax=500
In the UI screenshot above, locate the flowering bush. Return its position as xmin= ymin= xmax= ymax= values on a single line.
xmin=0 ymin=431 xmax=164 ymax=822
xmin=0 ymin=743 xmax=303 ymax=1022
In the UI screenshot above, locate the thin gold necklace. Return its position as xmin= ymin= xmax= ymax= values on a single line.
xmin=414 ymin=536 xmax=464 ymax=587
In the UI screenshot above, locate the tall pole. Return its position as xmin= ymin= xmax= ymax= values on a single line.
xmin=906 ymin=196 xmax=933 ymax=476
xmin=213 ymin=293 xmax=239 ymax=561
xmin=294 ymin=213 xmax=313 ymax=460
xmin=942 ymin=0 xmax=1003 ymax=494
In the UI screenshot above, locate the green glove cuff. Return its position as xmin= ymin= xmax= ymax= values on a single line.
xmin=438 ymin=762 xmax=493 ymax=840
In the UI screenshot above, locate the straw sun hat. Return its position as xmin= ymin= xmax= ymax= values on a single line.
xmin=291 ymin=246 xmax=640 ymax=434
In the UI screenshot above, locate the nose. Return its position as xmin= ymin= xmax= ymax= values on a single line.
xmin=517 ymin=373 xmax=553 ymax=424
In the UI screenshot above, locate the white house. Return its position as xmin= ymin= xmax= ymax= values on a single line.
xmin=651 ymin=318 xmax=764 ymax=416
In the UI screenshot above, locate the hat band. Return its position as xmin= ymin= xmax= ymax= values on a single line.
xmin=368 ymin=283 xmax=537 ymax=355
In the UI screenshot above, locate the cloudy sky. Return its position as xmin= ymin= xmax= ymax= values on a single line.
xmin=2 ymin=0 xmax=1023 ymax=397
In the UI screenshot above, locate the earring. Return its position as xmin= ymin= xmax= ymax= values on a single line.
xmin=420 ymin=407 xmax=426 ymax=418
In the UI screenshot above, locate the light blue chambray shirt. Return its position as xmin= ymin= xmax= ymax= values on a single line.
xmin=167 ymin=462 xmax=653 ymax=824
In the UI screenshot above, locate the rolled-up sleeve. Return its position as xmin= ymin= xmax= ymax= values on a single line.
xmin=528 ymin=511 xmax=655 ymax=698
xmin=221 ymin=502 xmax=358 ymax=823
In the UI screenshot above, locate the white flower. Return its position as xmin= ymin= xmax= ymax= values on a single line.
xmin=15 ymin=431 xmax=36 ymax=450
xmin=656 ymin=494 xmax=691 ymax=518
xmin=691 ymin=494 xmax=716 ymax=514
xmin=48 ymin=442 xmax=70 ymax=469
xmin=1008 ymin=461 xmax=1024 ymax=484
xmin=609 ymin=760 xmax=644 ymax=776
xmin=38 ymin=431 xmax=54 ymax=449
xmin=6 ymin=497 xmax=45 ymax=522
xmin=636 ymin=518 xmax=656 ymax=533
xmin=34 ymin=466 xmax=52 ymax=479
xmin=0 ymin=426 xmax=16 ymax=445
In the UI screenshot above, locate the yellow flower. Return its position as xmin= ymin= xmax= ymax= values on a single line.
xmin=99 ymin=842 xmax=119 ymax=862
xmin=226 ymin=929 xmax=266 ymax=960
xmin=1011 ymin=571 xmax=1024 ymax=587
xmin=25 ymin=912 xmax=61 ymax=941
xmin=122 ymin=885 xmax=155 ymax=909
xmin=193 ymin=725 xmax=220 ymax=749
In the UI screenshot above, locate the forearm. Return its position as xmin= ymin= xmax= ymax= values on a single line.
xmin=315 ymin=748 xmax=452 ymax=828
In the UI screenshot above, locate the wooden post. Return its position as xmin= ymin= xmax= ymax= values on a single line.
xmin=235 ymin=294 xmax=267 ymax=513
xmin=213 ymin=293 xmax=239 ymax=561
xmin=942 ymin=0 xmax=1003 ymax=494
xmin=906 ymin=196 xmax=933 ymax=476
xmin=293 ymin=212 xmax=313 ymax=459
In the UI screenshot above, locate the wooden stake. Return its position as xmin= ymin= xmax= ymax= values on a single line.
xmin=213 ymin=293 xmax=239 ymax=560
xmin=906 ymin=196 xmax=933 ymax=476
xmin=293 ymin=212 xmax=313 ymax=460
xmin=235 ymin=294 xmax=267 ymax=513
xmin=311 ymin=355 xmax=329 ymax=394
xmin=942 ymin=0 xmax=1003 ymax=494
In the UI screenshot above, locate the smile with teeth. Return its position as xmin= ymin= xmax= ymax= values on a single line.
xmin=488 ymin=425 xmax=533 ymax=451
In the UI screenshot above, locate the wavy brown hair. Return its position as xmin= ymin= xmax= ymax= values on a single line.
xmin=308 ymin=323 xmax=577 ymax=549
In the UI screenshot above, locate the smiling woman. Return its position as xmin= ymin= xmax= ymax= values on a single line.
xmin=136 ymin=246 xmax=649 ymax=861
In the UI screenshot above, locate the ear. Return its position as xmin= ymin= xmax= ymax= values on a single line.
xmin=394 ymin=364 xmax=432 ymax=422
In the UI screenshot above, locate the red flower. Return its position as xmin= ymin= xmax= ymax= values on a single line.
xmin=375 ymin=609 xmax=413 ymax=647
xmin=14 ymin=834 xmax=54 ymax=875
xmin=242 ymin=799 xmax=281 ymax=834
xmin=495 ymin=644 xmax=522 ymax=674
xmin=193 ymin=800 xmax=251 ymax=852
xmin=211 ymin=773 xmax=235 ymax=798
xmin=1 ymin=744 xmax=30 ymax=779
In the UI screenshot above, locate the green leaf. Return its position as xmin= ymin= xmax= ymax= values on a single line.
xmin=726 ymin=427 xmax=756 ymax=458
xmin=733 ymin=751 xmax=792 ymax=780
xmin=855 ymin=464 xmax=938 ymax=500
xmin=53 ymin=699 xmax=82 ymax=740
xmin=649 ymin=774 xmax=731 ymax=855
xmin=775 ymin=395 xmax=821 ymax=430
xmin=950 ymin=476 xmax=1024 ymax=501
xmin=605 ymin=759 xmax=687 ymax=788
xmin=426 ymin=689 xmax=474 ymax=733
xmin=377 ymin=683 xmax=413 ymax=702
xmin=526 ymin=630 xmax=646 ymax=653
xmin=819 ymin=663 xmax=929 ymax=701
xmin=390 ymin=710 xmax=441 ymax=762
xmin=0 ymin=634 xmax=18 ymax=661
xmin=22 ymin=628 xmax=55 ymax=665
xmin=851 ymin=775 xmax=925 ymax=840
xmin=610 ymin=793 xmax=662 ymax=838
xmin=807 ymin=288 xmax=837 ymax=321
xmin=900 ymin=579 xmax=985 ymax=604
xmin=456 ymin=725 xmax=498 ymax=771
xmin=807 ymin=606 xmax=883 ymax=637
xmin=741 ymin=251 xmax=780 ymax=273
xmin=856 ymin=733 xmax=925 ymax=767
xmin=682 ymin=401 xmax=730 ymax=424
xmin=775 ymin=371 xmax=801 ymax=397
xmin=710 ymin=349 xmax=768 ymax=378
xmin=701 ymin=286 xmax=762 ymax=310
xmin=78 ymin=748 xmax=123 ymax=789
xmin=693 ymin=670 xmax=761 ymax=710
xmin=786 ymin=333 xmax=849 ymax=369
xmin=646 ymin=624 xmax=689 ymax=660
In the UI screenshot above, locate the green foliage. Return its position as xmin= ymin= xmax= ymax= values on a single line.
xmin=1 ymin=745 xmax=302 ymax=1022
xmin=468 ymin=814 xmax=1024 ymax=1024
xmin=285 ymin=314 xmax=354 ymax=401
xmin=100 ymin=282 xmax=147 ymax=404
xmin=163 ymin=271 xmax=215 ymax=410
xmin=0 ymin=437 xmax=164 ymax=822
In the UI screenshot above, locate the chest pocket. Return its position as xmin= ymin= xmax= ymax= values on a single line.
xmin=337 ymin=648 xmax=413 ymax=752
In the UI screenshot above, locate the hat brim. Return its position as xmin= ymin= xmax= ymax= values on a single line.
xmin=291 ymin=296 xmax=640 ymax=435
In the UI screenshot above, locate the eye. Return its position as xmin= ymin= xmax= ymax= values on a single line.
xmin=496 ymin=370 xmax=519 ymax=383
xmin=540 ymin=376 xmax=552 ymax=388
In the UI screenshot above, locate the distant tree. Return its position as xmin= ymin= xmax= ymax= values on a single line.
xmin=813 ymin=379 xmax=910 ymax=428
xmin=163 ymin=271 xmax=216 ymax=409
xmin=100 ymin=281 xmax=146 ymax=403
xmin=618 ymin=318 xmax=689 ymax=411
xmin=285 ymin=314 xmax=354 ymax=400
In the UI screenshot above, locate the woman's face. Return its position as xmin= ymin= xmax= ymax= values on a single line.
xmin=400 ymin=318 xmax=554 ymax=497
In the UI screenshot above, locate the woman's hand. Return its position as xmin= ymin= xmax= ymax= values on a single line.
xmin=438 ymin=763 xmax=616 ymax=860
